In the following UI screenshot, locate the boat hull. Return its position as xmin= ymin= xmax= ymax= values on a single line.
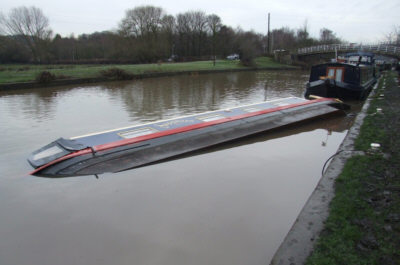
xmin=305 ymin=78 xmax=375 ymax=100
xmin=28 ymin=98 xmax=345 ymax=177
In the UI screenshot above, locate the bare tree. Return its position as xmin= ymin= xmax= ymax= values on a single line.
xmin=319 ymin=28 xmax=340 ymax=44
xmin=119 ymin=6 xmax=171 ymax=61
xmin=161 ymin=15 xmax=175 ymax=33
xmin=192 ymin=11 xmax=207 ymax=33
xmin=296 ymin=19 xmax=316 ymax=47
xmin=161 ymin=15 xmax=175 ymax=57
xmin=119 ymin=6 xmax=165 ymax=37
xmin=0 ymin=15 xmax=5 ymax=35
xmin=272 ymin=27 xmax=296 ymax=50
xmin=236 ymin=29 xmax=264 ymax=66
xmin=218 ymin=25 xmax=236 ymax=57
xmin=176 ymin=13 xmax=192 ymax=34
xmin=193 ymin=11 xmax=208 ymax=56
xmin=176 ymin=12 xmax=196 ymax=57
xmin=297 ymin=20 xmax=309 ymax=41
xmin=0 ymin=6 xmax=52 ymax=62
xmin=175 ymin=11 xmax=208 ymax=57
xmin=384 ymin=26 xmax=400 ymax=46
xmin=207 ymin=14 xmax=221 ymax=66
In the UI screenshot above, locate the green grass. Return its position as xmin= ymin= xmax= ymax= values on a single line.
xmin=354 ymin=76 xmax=387 ymax=151
xmin=0 ymin=57 xmax=293 ymax=84
xmin=254 ymin=56 xmax=290 ymax=67
xmin=306 ymin=71 xmax=400 ymax=265
xmin=307 ymin=156 xmax=385 ymax=265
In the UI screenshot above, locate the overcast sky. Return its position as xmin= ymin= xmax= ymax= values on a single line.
xmin=2 ymin=0 xmax=399 ymax=43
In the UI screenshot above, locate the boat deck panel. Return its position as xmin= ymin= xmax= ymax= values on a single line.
xmin=74 ymin=97 xmax=305 ymax=147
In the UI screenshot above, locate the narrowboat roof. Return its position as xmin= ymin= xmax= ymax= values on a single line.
xmin=311 ymin=62 xmax=357 ymax=68
xmin=311 ymin=62 xmax=372 ymax=69
xmin=71 ymin=97 xmax=307 ymax=147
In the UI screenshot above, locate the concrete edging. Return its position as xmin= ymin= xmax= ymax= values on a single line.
xmin=269 ymin=81 xmax=379 ymax=265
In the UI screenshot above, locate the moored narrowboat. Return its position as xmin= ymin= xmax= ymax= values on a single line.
xmin=28 ymin=97 xmax=346 ymax=178
xmin=305 ymin=52 xmax=376 ymax=100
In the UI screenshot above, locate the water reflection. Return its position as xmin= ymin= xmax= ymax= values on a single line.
xmin=0 ymin=91 xmax=57 ymax=122
xmin=0 ymin=71 xmax=308 ymax=124
xmin=96 ymin=71 xmax=260 ymax=121
xmin=91 ymin=71 xmax=309 ymax=122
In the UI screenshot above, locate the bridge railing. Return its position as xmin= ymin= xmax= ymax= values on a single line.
xmin=297 ymin=44 xmax=400 ymax=56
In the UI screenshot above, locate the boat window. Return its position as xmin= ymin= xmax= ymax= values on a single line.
xmin=335 ymin=69 xmax=343 ymax=82
xmin=33 ymin=145 xmax=64 ymax=161
xmin=197 ymin=114 xmax=225 ymax=122
xmin=327 ymin=68 xmax=335 ymax=78
xmin=118 ymin=127 xmax=159 ymax=139
xmin=326 ymin=67 xmax=344 ymax=82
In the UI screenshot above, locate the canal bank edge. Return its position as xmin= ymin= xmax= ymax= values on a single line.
xmin=0 ymin=66 xmax=297 ymax=91
xmin=269 ymin=76 xmax=380 ymax=265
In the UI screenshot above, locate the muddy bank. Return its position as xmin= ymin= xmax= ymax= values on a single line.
xmin=0 ymin=66 xmax=297 ymax=91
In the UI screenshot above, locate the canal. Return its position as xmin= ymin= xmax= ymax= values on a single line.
xmin=0 ymin=70 xmax=361 ymax=265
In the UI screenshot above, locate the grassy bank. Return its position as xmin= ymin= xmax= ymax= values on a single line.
xmin=306 ymin=71 xmax=400 ymax=265
xmin=0 ymin=57 xmax=293 ymax=84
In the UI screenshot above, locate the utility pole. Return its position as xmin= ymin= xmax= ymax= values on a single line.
xmin=267 ymin=13 xmax=271 ymax=55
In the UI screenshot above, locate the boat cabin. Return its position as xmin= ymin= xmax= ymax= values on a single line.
xmin=309 ymin=63 xmax=367 ymax=86
xmin=305 ymin=52 xmax=376 ymax=100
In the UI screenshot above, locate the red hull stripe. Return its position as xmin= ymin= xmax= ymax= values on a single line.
xmin=30 ymin=148 xmax=93 ymax=175
xmin=30 ymin=98 xmax=333 ymax=175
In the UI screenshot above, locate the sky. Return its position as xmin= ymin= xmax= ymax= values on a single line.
xmin=2 ymin=0 xmax=399 ymax=43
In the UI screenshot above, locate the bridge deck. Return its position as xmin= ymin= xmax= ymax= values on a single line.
xmin=296 ymin=44 xmax=399 ymax=59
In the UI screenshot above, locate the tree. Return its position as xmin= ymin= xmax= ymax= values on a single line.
xmin=236 ymin=29 xmax=264 ymax=66
xmin=161 ymin=15 xmax=175 ymax=57
xmin=119 ymin=6 xmax=169 ymax=62
xmin=0 ymin=6 xmax=52 ymax=62
xmin=384 ymin=26 xmax=400 ymax=46
xmin=320 ymin=28 xmax=340 ymax=44
xmin=176 ymin=12 xmax=193 ymax=57
xmin=119 ymin=5 xmax=165 ymax=37
xmin=0 ymin=35 xmax=31 ymax=63
xmin=175 ymin=11 xmax=209 ymax=58
xmin=218 ymin=25 xmax=236 ymax=57
xmin=296 ymin=19 xmax=316 ymax=47
xmin=297 ymin=20 xmax=309 ymax=42
xmin=207 ymin=14 xmax=221 ymax=66
xmin=272 ymin=27 xmax=296 ymax=50
xmin=192 ymin=11 xmax=208 ymax=56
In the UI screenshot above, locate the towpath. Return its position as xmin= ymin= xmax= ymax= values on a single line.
xmin=271 ymin=70 xmax=400 ymax=265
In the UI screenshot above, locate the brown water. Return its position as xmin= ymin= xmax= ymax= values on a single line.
xmin=0 ymin=71 xmax=361 ymax=265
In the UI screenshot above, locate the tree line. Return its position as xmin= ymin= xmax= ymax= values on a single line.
xmin=0 ymin=5 xmax=344 ymax=64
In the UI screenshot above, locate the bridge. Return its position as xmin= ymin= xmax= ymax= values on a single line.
xmin=296 ymin=44 xmax=400 ymax=59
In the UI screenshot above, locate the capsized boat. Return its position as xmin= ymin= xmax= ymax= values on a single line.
xmin=28 ymin=97 xmax=346 ymax=177
xmin=305 ymin=52 xmax=377 ymax=100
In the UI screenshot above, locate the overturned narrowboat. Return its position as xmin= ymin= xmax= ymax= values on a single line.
xmin=305 ymin=52 xmax=377 ymax=100
xmin=28 ymin=97 xmax=346 ymax=177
